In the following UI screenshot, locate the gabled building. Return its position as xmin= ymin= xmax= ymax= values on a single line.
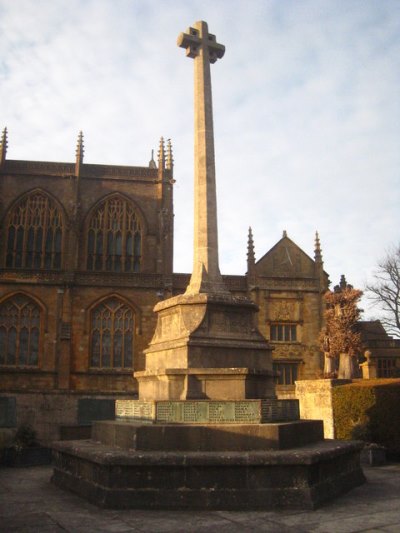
xmin=245 ymin=229 xmax=329 ymax=398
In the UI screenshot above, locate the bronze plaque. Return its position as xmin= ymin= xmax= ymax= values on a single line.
xmin=116 ymin=400 xmax=154 ymax=421
xmin=234 ymin=401 xmax=260 ymax=421
xmin=209 ymin=402 xmax=235 ymax=422
xmin=156 ymin=402 xmax=183 ymax=422
xmin=183 ymin=402 xmax=209 ymax=422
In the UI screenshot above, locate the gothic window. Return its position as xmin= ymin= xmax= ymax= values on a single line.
xmin=5 ymin=191 xmax=63 ymax=269
xmin=270 ymin=323 xmax=297 ymax=342
xmin=86 ymin=196 xmax=142 ymax=273
xmin=0 ymin=295 xmax=41 ymax=367
xmin=90 ymin=298 xmax=134 ymax=369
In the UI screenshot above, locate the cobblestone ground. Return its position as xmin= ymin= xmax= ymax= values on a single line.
xmin=1 ymin=464 xmax=400 ymax=532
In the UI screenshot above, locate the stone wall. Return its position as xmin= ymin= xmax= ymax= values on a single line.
xmin=0 ymin=156 xmax=173 ymax=395
xmin=0 ymin=391 xmax=135 ymax=444
xmin=295 ymin=379 xmax=351 ymax=438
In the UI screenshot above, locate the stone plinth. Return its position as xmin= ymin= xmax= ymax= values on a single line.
xmin=360 ymin=361 xmax=377 ymax=379
xmin=136 ymin=292 xmax=275 ymax=401
xmin=52 ymin=438 xmax=365 ymax=510
xmin=296 ymin=379 xmax=351 ymax=439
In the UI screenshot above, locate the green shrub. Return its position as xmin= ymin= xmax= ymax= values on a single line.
xmin=13 ymin=424 xmax=38 ymax=452
xmin=332 ymin=379 xmax=400 ymax=453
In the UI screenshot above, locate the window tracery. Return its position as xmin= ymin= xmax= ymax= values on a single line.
xmin=5 ymin=192 xmax=63 ymax=269
xmin=90 ymin=298 xmax=134 ymax=369
xmin=86 ymin=196 xmax=142 ymax=272
xmin=0 ymin=295 xmax=41 ymax=367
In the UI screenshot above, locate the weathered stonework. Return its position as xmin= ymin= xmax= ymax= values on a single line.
xmin=295 ymin=379 xmax=351 ymax=438
xmin=134 ymin=21 xmax=275 ymax=402
xmin=52 ymin=438 xmax=365 ymax=510
xmin=137 ymin=293 xmax=275 ymax=400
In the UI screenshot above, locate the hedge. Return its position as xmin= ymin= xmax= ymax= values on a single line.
xmin=332 ymin=379 xmax=400 ymax=453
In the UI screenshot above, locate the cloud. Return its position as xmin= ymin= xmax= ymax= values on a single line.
xmin=0 ymin=0 xmax=399 ymax=319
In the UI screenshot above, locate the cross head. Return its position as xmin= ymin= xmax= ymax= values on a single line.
xmin=177 ymin=21 xmax=225 ymax=64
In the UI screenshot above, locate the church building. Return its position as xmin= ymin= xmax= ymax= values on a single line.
xmin=0 ymin=129 xmax=329 ymax=441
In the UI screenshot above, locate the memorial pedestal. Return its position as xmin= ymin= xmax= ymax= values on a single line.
xmin=137 ymin=292 xmax=275 ymax=400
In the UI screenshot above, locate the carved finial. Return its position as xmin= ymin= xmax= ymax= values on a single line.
xmin=166 ymin=139 xmax=174 ymax=170
xmin=314 ymin=231 xmax=322 ymax=262
xmin=247 ymin=227 xmax=255 ymax=262
xmin=334 ymin=275 xmax=353 ymax=293
xmin=149 ymin=149 xmax=157 ymax=169
xmin=247 ymin=226 xmax=256 ymax=280
xmin=75 ymin=131 xmax=84 ymax=164
xmin=282 ymin=230 xmax=287 ymax=238
xmin=158 ymin=137 xmax=165 ymax=170
xmin=1 ymin=127 xmax=8 ymax=166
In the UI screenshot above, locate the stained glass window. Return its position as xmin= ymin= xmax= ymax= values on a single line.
xmin=86 ymin=196 xmax=142 ymax=272
xmin=0 ymin=295 xmax=40 ymax=367
xmin=90 ymin=298 xmax=134 ymax=369
xmin=5 ymin=192 xmax=63 ymax=269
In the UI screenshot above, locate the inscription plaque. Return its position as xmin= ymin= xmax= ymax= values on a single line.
xmin=116 ymin=400 xmax=155 ymax=422
xmin=234 ymin=401 xmax=260 ymax=421
xmin=156 ymin=401 xmax=261 ymax=423
xmin=156 ymin=402 xmax=183 ymax=422
xmin=209 ymin=402 xmax=235 ymax=422
xmin=116 ymin=399 xmax=300 ymax=424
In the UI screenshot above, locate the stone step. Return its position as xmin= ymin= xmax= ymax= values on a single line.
xmin=51 ymin=438 xmax=365 ymax=510
xmin=92 ymin=419 xmax=323 ymax=451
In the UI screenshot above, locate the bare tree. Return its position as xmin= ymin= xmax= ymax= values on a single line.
xmin=320 ymin=275 xmax=363 ymax=379
xmin=366 ymin=245 xmax=400 ymax=338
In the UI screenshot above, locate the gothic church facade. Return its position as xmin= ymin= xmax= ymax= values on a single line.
xmin=0 ymin=130 xmax=328 ymax=440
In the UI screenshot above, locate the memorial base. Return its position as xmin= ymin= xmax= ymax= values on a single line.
xmin=52 ymin=437 xmax=365 ymax=510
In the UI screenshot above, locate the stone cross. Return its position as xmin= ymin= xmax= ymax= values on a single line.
xmin=177 ymin=21 xmax=229 ymax=296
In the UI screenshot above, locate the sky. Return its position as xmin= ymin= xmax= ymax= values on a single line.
xmin=1 ymin=0 xmax=399 ymax=320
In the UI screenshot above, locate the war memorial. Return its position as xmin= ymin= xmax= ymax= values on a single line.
xmin=51 ymin=21 xmax=365 ymax=510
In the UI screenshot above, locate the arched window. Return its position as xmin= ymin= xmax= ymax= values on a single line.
xmin=5 ymin=191 xmax=63 ymax=269
xmin=86 ymin=196 xmax=142 ymax=273
xmin=0 ymin=295 xmax=41 ymax=367
xmin=90 ymin=298 xmax=134 ymax=369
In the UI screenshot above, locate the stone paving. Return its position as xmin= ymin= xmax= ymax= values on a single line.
xmin=1 ymin=464 xmax=400 ymax=532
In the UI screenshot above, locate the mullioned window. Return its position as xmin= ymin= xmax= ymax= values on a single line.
xmin=90 ymin=297 xmax=134 ymax=369
xmin=5 ymin=191 xmax=63 ymax=270
xmin=86 ymin=196 xmax=142 ymax=273
xmin=0 ymin=295 xmax=41 ymax=367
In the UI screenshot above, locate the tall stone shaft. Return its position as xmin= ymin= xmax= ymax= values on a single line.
xmin=178 ymin=21 xmax=228 ymax=295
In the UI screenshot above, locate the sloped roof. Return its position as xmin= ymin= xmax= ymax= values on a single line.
xmin=255 ymin=234 xmax=327 ymax=279
xmin=357 ymin=320 xmax=390 ymax=341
